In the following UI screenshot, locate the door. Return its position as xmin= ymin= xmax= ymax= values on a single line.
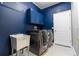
xmin=54 ymin=10 xmax=72 ymax=47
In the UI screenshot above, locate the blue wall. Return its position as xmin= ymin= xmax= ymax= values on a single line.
xmin=42 ymin=2 xmax=71 ymax=29
xmin=0 ymin=2 xmax=41 ymax=56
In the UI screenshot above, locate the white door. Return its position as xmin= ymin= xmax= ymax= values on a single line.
xmin=54 ymin=10 xmax=72 ymax=47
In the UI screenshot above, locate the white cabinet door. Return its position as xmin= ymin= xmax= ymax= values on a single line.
xmin=54 ymin=10 xmax=72 ymax=47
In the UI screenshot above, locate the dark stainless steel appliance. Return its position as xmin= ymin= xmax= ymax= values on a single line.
xmin=30 ymin=30 xmax=48 ymax=55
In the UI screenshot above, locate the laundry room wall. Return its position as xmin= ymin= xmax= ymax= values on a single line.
xmin=71 ymin=3 xmax=79 ymax=55
xmin=42 ymin=2 xmax=71 ymax=29
xmin=0 ymin=2 xmax=41 ymax=56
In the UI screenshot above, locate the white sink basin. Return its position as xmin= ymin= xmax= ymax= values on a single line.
xmin=10 ymin=34 xmax=25 ymax=38
xmin=10 ymin=34 xmax=30 ymax=51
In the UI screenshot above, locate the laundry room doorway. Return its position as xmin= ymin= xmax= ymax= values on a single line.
xmin=53 ymin=10 xmax=72 ymax=47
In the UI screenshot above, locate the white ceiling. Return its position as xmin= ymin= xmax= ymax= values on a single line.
xmin=33 ymin=2 xmax=60 ymax=9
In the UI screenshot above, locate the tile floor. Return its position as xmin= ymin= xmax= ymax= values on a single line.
xmin=11 ymin=43 xmax=77 ymax=56
xmin=29 ymin=43 xmax=77 ymax=56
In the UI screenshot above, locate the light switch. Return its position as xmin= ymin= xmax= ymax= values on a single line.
xmin=78 ymin=36 xmax=79 ymax=40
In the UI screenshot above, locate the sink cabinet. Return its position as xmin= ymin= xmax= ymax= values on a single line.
xmin=10 ymin=34 xmax=30 ymax=54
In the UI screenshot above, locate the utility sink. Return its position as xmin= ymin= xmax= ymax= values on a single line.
xmin=10 ymin=34 xmax=25 ymax=38
xmin=10 ymin=34 xmax=30 ymax=51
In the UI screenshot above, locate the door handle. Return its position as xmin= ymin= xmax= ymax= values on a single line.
xmin=55 ymin=30 xmax=56 ymax=32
